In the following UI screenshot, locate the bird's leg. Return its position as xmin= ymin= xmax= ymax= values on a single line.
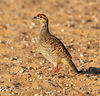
xmin=50 ymin=65 xmax=58 ymax=76
xmin=50 ymin=67 xmax=56 ymax=76
xmin=56 ymin=65 xmax=58 ymax=77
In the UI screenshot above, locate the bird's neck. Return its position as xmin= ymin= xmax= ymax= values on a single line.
xmin=40 ymin=22 xmax=49 ymax=34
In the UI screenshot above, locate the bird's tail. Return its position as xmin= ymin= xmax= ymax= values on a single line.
xmin=68 ymin=60 xmax=79 ymax=74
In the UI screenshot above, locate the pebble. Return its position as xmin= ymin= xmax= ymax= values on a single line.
xmin=69 ymin=84 xmax=73 ymax=87
xmin=39 ymin=76 xmax=43 ymax=79
xmin=87 ymin=83 xmax=91 ymax=85
xmin=86 ymin=74 xmax=90 ymax=78
xmin=42 ymin=59 xmax=46 ymax=63
xmin=80 ymin=68 xmax=84 ymax=72
xmin=29 ymin=23 xmax=35 ymax=29
xmin=90 ymin=77 xmax=93 ymax=80
xmin=31 ymin=37 xmax=38 ymax=43
xmin=48 ymin=68 xmax=52 ymax=70
xmin=78 ymin=49 xmax=81 ymax=52
xmin=61 ymin=29 xmax=65 ymax=32
xmin=51 ymin=92 xmax=55 ymax=95
xmin=80 ymin=54 xmax=84 ymax=57
xmin=37 ymin=87 xmax=39 ymax=89
xmin=94 ymin=78 xmax=98 ymax=81
xmin=14 ymin=93 xmax=18 ymax=95
xmin=86 ymin=92 xmax=90 ymax=95
xmin=8 ymin=79 xmax=11 ymax=82
xmin=46 ymin=91 xmax=50 ymax=94
xmin=11 ymin=47 xmax=14 ymax=49
xmin=1 ymin=81 xmax=4 ymax=83
xmin=81 ymin=61 xmax=85 ymax=64
xmin=25 ymin=43 xmax=29 ymax=46
xmin=19 ymin=69 xmax=25 ymax=73
xmin=94 ymin=55 xmax=97 ymax=57
xmin=40 ymin=62 xmax=42 ymax=65
xmin=34 ymin=93 xmax=39 ymax=96
xmin=82 ymin=20 xmax=86 ymax=24
xmin=31 ymin=22 xmax=35 ymax=26
xmin=70 ymin=39 xmax=74 ymax=43
xmin=78 ymin=15 xmax=82 ymax=18
xmin=81 ymin=65 xmax=84 ymax=67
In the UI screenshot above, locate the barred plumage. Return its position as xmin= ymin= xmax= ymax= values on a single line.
xmin=33 ymin=14 xmax=79 ymax=76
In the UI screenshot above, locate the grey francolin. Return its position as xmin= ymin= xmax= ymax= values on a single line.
xmin=33 ymin=14 xmax=79 ymax=76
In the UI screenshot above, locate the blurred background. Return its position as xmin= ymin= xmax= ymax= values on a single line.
xmin=0 ymin=0 xmax=100 ymax=28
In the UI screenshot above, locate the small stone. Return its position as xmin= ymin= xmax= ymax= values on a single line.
xmin=80 ymin=54 xmax=84 ymax=57
xmin=51 ymin=92 xmax=55 ymax=95
xmin=78 ymin=49 xmax=81 ymax=51
xmin=11 ymin=47 xmax=14 ymax=49
xmin=47 ymin=91 xmax=50 ymax=94
xmin=81 ymin=65 xmax=84 ymax=67
xmin=70 ymin=39 xmax=74 ymax=43
xmin=29 ymin=23 xmax=35 ymax=29
xmin=69 ymin=84 xmax=73 ymax=87
xmin=8 ymin=79 xmax=11 ymax=82
xmin=29 ymin=26 xmax=33 ymax=29
xmin=6 ymin=86 xmax=10 ymax=89
xmin=39 ymin=62 xmax=42 ymax=65
xmin=61 ymin=29 xmax=65 ymax=32
xmin=90 ymin=77 xmax=93 ymax=80
xmin=39 ymin=76 xmax=43 ymax=79
xmin=14 ymin=93 xmax=18 ymax=95
xmin=82 ymin=20 xmax=86 ymax=23
xmin=86 ymin=92 xmax=90 ymax=95
xmin=86 ymin=74 xmax=90 ymax=78
xmin=31 ymin=22 xmax=35 ymax=26
xmin=80 ymin=68 xmax=84 ymax=72
xmin=19 ymin=69 xmax=25 ymax=73
xmin=42 ymin=59 xmax=46 ymax=63
xmin=1 ymin=81 xmax=4 ymax=83
xmin=12 ymin=57 xmax=18 ymax=60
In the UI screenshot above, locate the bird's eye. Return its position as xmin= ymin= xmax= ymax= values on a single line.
xmin=40 ymin=16 xmax=42 ymax=18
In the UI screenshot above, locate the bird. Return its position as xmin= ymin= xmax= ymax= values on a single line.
xmin=33 ymin=14 xmax=79 ymax=76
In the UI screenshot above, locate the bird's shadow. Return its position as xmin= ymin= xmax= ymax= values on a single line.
xmin=79 ymin=67 xmax=100 ymax=75
xmin=58 ymin=67 xmax=100 ymax=78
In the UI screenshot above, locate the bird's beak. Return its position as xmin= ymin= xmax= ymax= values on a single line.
xmin=33 ymin=16 xmax=37 ymax=19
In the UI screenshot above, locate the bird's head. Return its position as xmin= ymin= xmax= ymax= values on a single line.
xmin=33 ymin=14 xmax=48 ymax=24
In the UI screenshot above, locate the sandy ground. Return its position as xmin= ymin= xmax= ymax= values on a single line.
xmin=0 ymin=0 xmax=100 ymax=96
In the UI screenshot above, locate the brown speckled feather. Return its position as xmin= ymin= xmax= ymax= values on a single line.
xmin=34 ymin=14 xmax=79 ymax=75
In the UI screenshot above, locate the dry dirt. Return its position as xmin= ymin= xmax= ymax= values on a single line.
xmin=0 ymin=0 xmax=100 ymax=96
